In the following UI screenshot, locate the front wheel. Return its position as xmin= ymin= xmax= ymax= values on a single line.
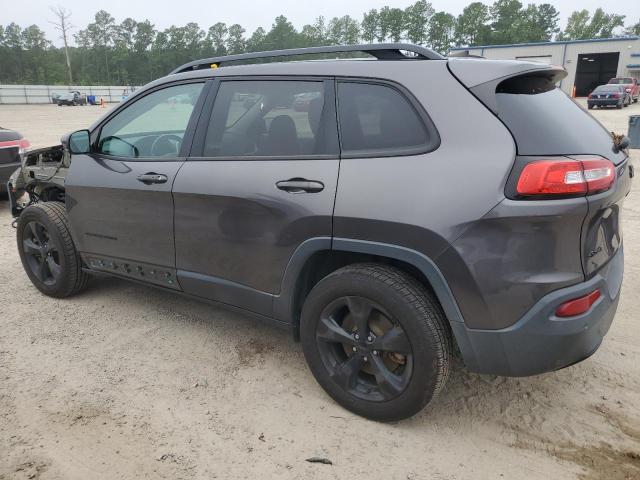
xmin=17 ymin=202 xmax=88 ymax=298
xmin=300 ymin=264 xmax=452 ymax=421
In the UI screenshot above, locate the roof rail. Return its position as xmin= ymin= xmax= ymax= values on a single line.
xmin=170 ymin=43 xmax=444 ymax=74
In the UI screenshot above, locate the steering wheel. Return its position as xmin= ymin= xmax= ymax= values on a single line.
xmin=150 ymin=134 xmax=183 ymax=157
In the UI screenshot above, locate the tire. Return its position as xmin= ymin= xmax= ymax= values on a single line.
xmin=616 ymin=103 xmax=622 ymax=109
xmin=300 ymin=263 xmax=452 ymax=422
xmin=17 ymin=201 xmax=89 ymax=298
xmin=588 ymin=104 xmax=593 ymax=110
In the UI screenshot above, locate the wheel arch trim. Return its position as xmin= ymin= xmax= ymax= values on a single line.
xmin=331 ymin=238 xmax=466 ymax=326
xmin=274 ymin=237 xmax=467 ymax=327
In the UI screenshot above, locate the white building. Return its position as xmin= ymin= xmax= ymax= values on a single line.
xmin=450 ymin=36 xmax=640 ymax=96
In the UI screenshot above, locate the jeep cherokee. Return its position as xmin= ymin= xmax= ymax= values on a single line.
xmin=7 ymin=44 xmax=633 ymax=421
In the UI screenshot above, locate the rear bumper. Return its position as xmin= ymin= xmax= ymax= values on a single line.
xmin=588 ymin=100 xmax=621 ymax=107
xmin=452 ymin=245 xmax=623 ymax=376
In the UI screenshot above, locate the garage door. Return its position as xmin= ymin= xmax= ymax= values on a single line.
xmin=515 ymin=55 xmax=552 ymax=64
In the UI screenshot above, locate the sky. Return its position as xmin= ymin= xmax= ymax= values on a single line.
xmin=2 ymin=0 xmax=639 ymax=46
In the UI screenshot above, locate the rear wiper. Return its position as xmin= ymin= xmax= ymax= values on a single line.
xmin=611 ymin=132 xmax=630 ymax=154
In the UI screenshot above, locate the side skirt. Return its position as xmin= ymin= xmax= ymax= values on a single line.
xmin=82 ymin=267 xmax=291 ymax=332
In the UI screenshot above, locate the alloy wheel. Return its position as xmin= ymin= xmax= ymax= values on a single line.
xmin=22 ymin=221 xmax=62 ymax=286
xmin=315 ymin=296 xmax=413 ymax=402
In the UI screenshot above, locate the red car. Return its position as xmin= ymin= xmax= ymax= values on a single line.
xmin=608 ymin=77 xmax=639 ymax=103
xmin=0 ymin=127 xmax=29 ymax=194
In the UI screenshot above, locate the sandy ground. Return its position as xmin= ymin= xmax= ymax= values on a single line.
xmin=0 ymin=100 xmax=639 ymax=480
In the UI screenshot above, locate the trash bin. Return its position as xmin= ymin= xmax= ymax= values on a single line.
xmin=87 ymin=95 xmax=97 ymax=106
xmin=629 ymin=115 xmax=640 ymax=149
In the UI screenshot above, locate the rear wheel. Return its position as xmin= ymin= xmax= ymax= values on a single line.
xmin=300 ymin=264 xmax=452 ymax=421
xmin=17 ymin=202 xmax=88 ymax=298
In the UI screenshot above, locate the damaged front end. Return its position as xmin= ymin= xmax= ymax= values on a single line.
xmin=8 ymin=144 xmax=69 ymax=218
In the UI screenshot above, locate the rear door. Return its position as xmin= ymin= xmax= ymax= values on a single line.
xmin=65 ymin=81 xmax=207 ymax=284
xmin=172 ymin=77 xmax=339 ymax=315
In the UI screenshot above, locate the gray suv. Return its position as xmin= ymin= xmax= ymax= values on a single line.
xmin=8 ymin=44 xmax=633 ymax=421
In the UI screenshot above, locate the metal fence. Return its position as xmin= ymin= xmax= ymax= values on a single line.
xmin=0 ymin=84 xmax=141 ymax=104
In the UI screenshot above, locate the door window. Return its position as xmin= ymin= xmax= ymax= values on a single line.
xmin=98 ymin=82 xmax=204 ymax=158
xmin=202 ymin=80 xmax=337 ymax=157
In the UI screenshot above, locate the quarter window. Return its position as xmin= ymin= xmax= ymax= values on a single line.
xmin=203 ymin=80 xmax=337 ymax=157
xmin=98 ymin=82 xmax=204 ymax=158
xmin=337 ymin=82 xmax=430 ymax=155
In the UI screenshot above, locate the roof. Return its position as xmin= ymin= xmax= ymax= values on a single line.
xmin=127 ymin=58 xmax=448 ymax=106
xmin=451 ymin=36 xmax=640 ymax=51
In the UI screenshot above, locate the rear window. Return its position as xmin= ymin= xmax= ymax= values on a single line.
xmin=608 ymin=78 xmax=633 ymax=84
xmin=495 ymin=79 xmax=623 ymax=160
xmin=337 ymin=82 xmax=435 ymax=156
xmin=594 ymin=86 xmax=621 ymax=92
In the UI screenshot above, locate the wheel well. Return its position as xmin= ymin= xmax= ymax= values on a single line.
xmin=291 ymin=250 xmax=439 ymax=339
xmin=24 ymin=184 xmax=65 ymax=204
xmin=39 ymin=186 xmax=65 ymax=203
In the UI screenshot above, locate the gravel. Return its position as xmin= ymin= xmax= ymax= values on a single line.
xmin=0 ymin=101 xmax=639 ymax=480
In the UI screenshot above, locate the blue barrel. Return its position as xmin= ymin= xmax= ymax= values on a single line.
xmin=629 ymin=115 xmax=640 ymax=149
xmin=87 ymin=95 xmax=97 ymax=105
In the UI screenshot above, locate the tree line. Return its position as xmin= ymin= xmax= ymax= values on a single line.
xmin=0 ymin=1 xmax=636 ymax=86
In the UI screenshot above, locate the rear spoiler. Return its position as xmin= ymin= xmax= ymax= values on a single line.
xmin=448 ymin=58 xmax=567 ymax=113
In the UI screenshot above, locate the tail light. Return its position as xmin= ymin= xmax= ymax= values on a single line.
xmin=18 ymin=139 xmax=30 ymax=155
xmin=516 ymin=158 xmax=615 ymax=196
xmin=0 ymin=138 xmax=30 ymax=154
xmin=611 ymin=93 xmax=620 ymax=99
xmin=556 ymin=289 xmax=601 ymax=317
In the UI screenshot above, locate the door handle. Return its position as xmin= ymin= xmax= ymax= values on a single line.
xmin=137 ymin=172 xmax=168 ymax=185
xmin=276 ymin=179 xmax=324 ymax=194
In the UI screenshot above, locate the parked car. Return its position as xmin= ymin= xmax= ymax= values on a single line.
xmin=608 ymin=77 xmax=639 ymax=103
xmin=56 ymin=91 xmax=87 ymax=106
xmin=293 ymin=91 xmax=322 ymax=111
xmin=53 ymin=90 xmax=85 ymax=104
xmin=0 ymin=127 xmax=29 ymax=195
xmin=587 ymin=84 xmax=631 ymax=109
xmin=7 ymin=44 xmax=633 ymax=421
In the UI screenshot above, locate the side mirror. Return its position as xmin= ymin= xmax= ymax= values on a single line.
xmin=68 ymin=129 xmax=91 ymax=154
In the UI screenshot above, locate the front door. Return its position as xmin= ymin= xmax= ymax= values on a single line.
xmin=65 ymin=81 xmax=207 ymax=281
xmin=172 ymin=78 xmax=340 ymax=314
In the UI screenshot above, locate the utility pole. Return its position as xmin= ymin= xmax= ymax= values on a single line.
xmin=49 ymin=5 xmax=74 ymax=86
